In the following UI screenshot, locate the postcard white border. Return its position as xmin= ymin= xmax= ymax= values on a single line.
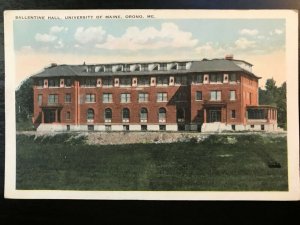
xmin=4 ymin=9 xmax=300 ymax=200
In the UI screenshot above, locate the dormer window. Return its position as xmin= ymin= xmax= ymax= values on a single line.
xmin=210 ymin=74 xmax=223 ymax=83
xmin=48 ymin=79 xmax=60 ymax=87
xmin=87 ymin=66 xmax=95 ymax=73
xmin=160 ymin=63 xmax=167 ymax=71
xmin=178 ymin=62 xmax=187 ymax=70
xmin=113 ymin=65 xmax=123 ymax=72
xmin=170 ymin=63 xmax=178 ymax=70
xmin=229 ymin=73 xmax=237 ymax=82
xmin=124 ymin=65 xmax=131 ymax=72
xmin=152 ymin=64 xmax=159 ymax=71
xmin=105 ymin=65 xmax=112 ymax=72
xmin=135 ymin=65 xmax=141 ymax=71
xmin=141 ymin=64 xmax=148 ymax=71
xmin=95 ymin=66 xmax=105 ymax=72
xmin=37 ymin=79 xmax=43 ymax=88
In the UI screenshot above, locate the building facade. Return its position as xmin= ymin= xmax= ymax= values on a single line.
xmin=32 ymin=56 xmax=279 ymax=132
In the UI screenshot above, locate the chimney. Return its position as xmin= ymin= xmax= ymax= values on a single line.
xmin=225 ymin=54 xmax=234 ymax=60
xmin=50 ymin=63 xmax=57 ymax=67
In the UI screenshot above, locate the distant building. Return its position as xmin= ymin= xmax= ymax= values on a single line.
xmin=31 ymin=55 xmax=278 ymax=132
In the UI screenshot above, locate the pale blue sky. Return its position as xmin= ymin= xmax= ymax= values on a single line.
xmin=14 ymin=19 xmax=285 ymax=56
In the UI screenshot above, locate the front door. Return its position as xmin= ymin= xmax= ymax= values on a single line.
xmin=44 ymin=109 xmax=56 ymax=123
xmin=208 ymin=109 xmax=221 ymax=122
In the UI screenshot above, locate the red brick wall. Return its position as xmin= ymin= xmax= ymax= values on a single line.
xmin=33 ymin=73 xmax=260 ymax=126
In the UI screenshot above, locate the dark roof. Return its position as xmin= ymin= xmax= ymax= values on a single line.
xmin=32 ymin=59 xmax=260 ymax=79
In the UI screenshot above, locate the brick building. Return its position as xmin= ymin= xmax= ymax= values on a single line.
xmin=32 ymin=56 xmax=278 ymax=132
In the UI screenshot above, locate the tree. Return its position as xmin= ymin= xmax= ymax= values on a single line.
xmin=259 ymin=78 xmax=287 ymax=129
xmin=15 ymin=78 xmax=33 ymax=122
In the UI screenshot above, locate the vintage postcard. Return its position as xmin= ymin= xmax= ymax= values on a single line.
xmin=4 ymin=10 xmax=299 ymax=200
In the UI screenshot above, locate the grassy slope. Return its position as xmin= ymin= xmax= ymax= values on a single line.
xmin=16 ymin=134 xmax=288 ymax=191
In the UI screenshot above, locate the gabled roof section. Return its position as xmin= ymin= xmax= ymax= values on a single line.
xmin=31 ymin=58 xmax=260 ymax=79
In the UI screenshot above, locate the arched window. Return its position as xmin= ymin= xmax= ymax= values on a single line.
xmin=177 ymin=108 xmax=185 ymax=122
xmin=104 ymin=108 xmax=112 ymax=122
xmin=87 ymin=108 xmax=94 ymax=122
xmin=158 ymin=107 xmax=166 ymax=122
xmin=122 ymin=108 xmax=130 ymax=122
xmin=140 ymin=108 xmax=148 ymax=122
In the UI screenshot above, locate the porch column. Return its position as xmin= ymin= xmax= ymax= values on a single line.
xmin=55 ymin=109 xmax=58 ymax=123
xmin=267 ymin=109 xmax=270 ymax=122
xmin=204 ymin=108 xmax=207 ymax=123
xmin=41 ymin=110 xmax=44 ymax=123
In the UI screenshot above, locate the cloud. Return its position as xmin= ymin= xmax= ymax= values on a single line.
xmin=54 ymin=40 xmax=64 ymax=49
xmin=74 ymin=26 xmax=106 ymax=44
xmin=96 ymin=23 xmax=198 ymax=50
xmin=195 ymin=42 xmax=226 ymax=58
xmin=274 ymin=29 xmax=283 ymax=34
xmin=239 ymin=29 xmax=258 ymax=36
xmin=235 ymin=37 xmax=256 ymax=49
xmin=35 ymin=33 xmax=57 ymax=42
xmin=50 ymin=26 xmax=67 ymax=33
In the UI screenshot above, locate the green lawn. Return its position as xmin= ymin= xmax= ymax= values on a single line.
xmin=16 ymin=134 xmax=288 ymax=191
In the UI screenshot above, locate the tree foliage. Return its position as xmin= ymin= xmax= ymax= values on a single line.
xmin=259 ymin=78 xmax=287 ymax=129
xmin=15 ymin=78 xmax=33 ymax=122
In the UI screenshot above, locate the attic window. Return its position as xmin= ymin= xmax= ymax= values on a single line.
xmin=141 ymin=64 xmax=148 ymax=71
xmin=170 ymin=64 xmax=178 ymax=70
xmin=134 ymin=65 xmax=141 ymax=71
xmin=105 ymin=65 xmax=112 ymax=72
xmin=160 ymin=63 xmax=167 ymax=71
xmin=152 ymin=64 xmax=159 ymax=71
xmin=95 ymin=66 xmax=105 ymax=72
xmin=178 ymin=62 xmax=186 ymax=70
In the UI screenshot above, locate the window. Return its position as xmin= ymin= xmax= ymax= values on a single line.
xmin=65 ymin=79 xmax=72 ymax=87
xmin=157 ymin=76 xmax=169 ymax=86
xmin=138 ymin=93 xmax=149 ymax=102
xmin=48 ymin=94 xmax=58 ymax=104
xmin=158 ymin=108 xmax=166 ymax=122
xmin=196 ymin=91 xmax=202 ymax=101
xmin=65 ymin=94 xmax=71 ymax=103
xmin=88 ymin=125 xmax=94 ymax=131
xmin=157 ymin=93 xmax=168 ymax=102
xmin=103 ymin=78 xmax=113 ymax=87
xmin=230 ymin=90 xmax=236 ymax=100
xmin=178 ymin=62 xmax=186 ymax=70
xmin=124 ymin=65 xmax=130 ymax=72
xmin=251 ymin=124 xmax=255 ymax=128
xmin=231 ymin=110 xmax=236 ymax=119
xmin=122 ymin=108 xmax=130 ymax=122
xmin=261 ymin=125 xmax=265 ymax=131
xmin=175 ymin=76 xmax=187 ymax=85
xmin=87 ymin=108 xmax=94 ymax=121
xmin=159 ymin=125 xmax=166 ymax=131
xmin=105 ymin=125 xmax=112 ymax=131
xmin=105 ymin=65 xmax=112 ymax=72
xmin=195 ymin=74 xmax=203 ymax=84
xmin=231 ymin=125 xmax=236 ymax=130
xmin=170 ymin=64 xmax=177 ymax=70
xmin=86 ymin=94 xmax=96 ymax=103
xmin=104 ymin=108 xmax=112 ymax=122
xmin=38 ymin=94 xmax=42 ymax=106
xmin=81 ymin=78 xmax=96 ymax=87
xmin=210 ymin=74 xmax=223 ymax=83
xmin=160 ymin=63 xmax=167 ymax=71
xmin=141 ymin=125 xmax=147 ymax=131
xmin=247 ymin=109 xmax=266 ymax=119
xmin=210 ymin=91 xmax=221 ymax=101
xmin=103 ymin=93 xmax=113 ymax=103
xmin=66 ymin=111 xmax=71 ymax=120
xmin=123 ymin=125 xmax=129 ymax=131
xmin=37 ymin=80 xmax=43 ymax=88
xmin=177 ymin=108 xmax=185 ymax=122
xmin=120 ymin=77 xmax=131 ymax=87
xmin=48 ymin=79 xmax=60 ymax=87
xmin=229 ymin=73 xmax=237 ymax=82
xmin=120 ymin=93 xmax=131 ymax=103
xmin=141 ymin=64 xmax=148 ymax=71
xmin=140 ymin=108 xmax=148 ymax=122
xmin=66 ymin=125 xmax=70 ymax=131
xmin=138 ymin=77 xmax=150 ymax=86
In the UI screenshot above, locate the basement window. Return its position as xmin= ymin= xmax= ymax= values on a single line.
xmin=141 ymin=125 xmax=147 ymax=131
xmin=159 ymin=125 xmax=166 ymax=131
xmin=88 ymin=125 xmax=94 ymax=131
xmin=231 ymin=125 xmax=235 ymax=131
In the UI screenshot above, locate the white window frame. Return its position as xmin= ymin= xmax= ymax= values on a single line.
xmin=85 ymin=94 xmax=96 ymax=103
xmin=157 ymin=93 xmax=168 ymax=102
xmin=103 ymin=93 xmax=113 ymax=103
xmin=138 ymin=93 xmax=149 ymax=102
xmin=120 ymin=93 xmax=131 ymax=103
xmin=210 ymin=91 xmax=221 ymax=101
